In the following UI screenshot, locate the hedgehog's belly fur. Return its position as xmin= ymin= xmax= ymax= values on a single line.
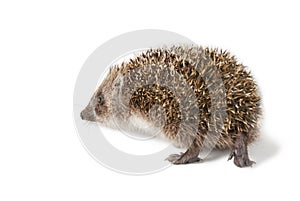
xmin=126 ymin=110 xmax=257 ymax=150
xmin=112 ymin=46 xmax=261 ymax=150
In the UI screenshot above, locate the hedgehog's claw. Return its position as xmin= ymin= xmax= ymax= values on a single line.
xmin=228 ymin=133 xmax=256 ymax=168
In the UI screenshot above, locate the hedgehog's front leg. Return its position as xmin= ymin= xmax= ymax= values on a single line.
xmin=166 ymin=140 xmax=202 ymax=164
xmin=228 ymin=133 xmax=255 ymax=167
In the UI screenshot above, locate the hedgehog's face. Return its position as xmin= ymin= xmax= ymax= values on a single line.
xmin=80 ymin=84 xmax=113 ymax=125
xmin=80 ymin=67 xmax=121 ymax=126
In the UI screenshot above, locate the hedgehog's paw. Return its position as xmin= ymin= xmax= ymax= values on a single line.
xmin=165 ymin=152 xmax=201 ymax=165
xmin=165 ymin=153 xmax=183 ymax=163
xmin=228 ymin=134 xmax=256 ymax=168
xmin=228 ymin=151 xmax=256 ymax=167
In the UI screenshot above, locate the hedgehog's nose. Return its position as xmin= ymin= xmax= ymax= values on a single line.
xmin=80 ymin=106 xmax=96 ymax=122
xmin=80 ymin=111 xmax=84 ymax=120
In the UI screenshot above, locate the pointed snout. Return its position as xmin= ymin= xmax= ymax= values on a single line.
xmin=80 ymin=105 xmax=96 ymax=122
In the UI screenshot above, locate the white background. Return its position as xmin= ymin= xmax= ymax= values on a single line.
xmin=1 ymin=0 xmax=299 ymax=200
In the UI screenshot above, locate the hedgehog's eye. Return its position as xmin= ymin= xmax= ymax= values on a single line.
xmin=97 ymin=96 xmax=104 ymax=105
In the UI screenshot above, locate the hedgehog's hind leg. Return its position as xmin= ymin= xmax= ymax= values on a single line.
xmin=166 ymin=140 xmax=202 ymax=165
xmin=228 ymin=132 xmax=255 ymax=167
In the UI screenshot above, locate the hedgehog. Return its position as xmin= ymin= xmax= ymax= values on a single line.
xmin=80 ymin=45 xmax=261 ymax=168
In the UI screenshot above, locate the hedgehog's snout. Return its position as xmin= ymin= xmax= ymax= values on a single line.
xmin=80 ymin=105 xmax=96 ymax=122
xmin=80 ymin=111 xmax=84 ymax=120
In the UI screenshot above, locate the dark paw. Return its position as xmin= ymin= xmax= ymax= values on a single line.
xmin=165 ymin=153 xmax=183 ymax=163
xmin=228 ymin=150 xmax=256 ymax=168
xmin=228 ymin=134 xmax=256 ymax=168
xmin=234 ymin=158 xmax=256 ymax=168
xmin=165 ymin=153 xmax=201 ymax=165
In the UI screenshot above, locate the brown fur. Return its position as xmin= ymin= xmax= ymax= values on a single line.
xmin=118 ymin=46 xmax=261 ymax=149
xmin=81 ymin=45 xmax=262 ymax=167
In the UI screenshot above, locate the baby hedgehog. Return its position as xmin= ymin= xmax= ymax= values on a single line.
xmin=80 ymin=46 xmax=261 ymax=168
